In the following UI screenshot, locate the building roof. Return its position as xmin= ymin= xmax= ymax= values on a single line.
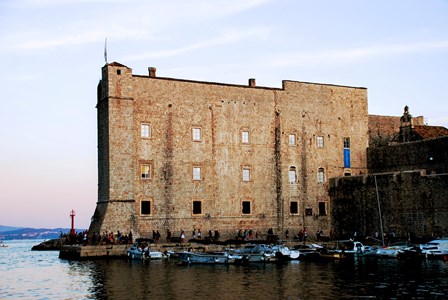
xmin=414 ymin=125 xmax=448 ymax=139
xmin=107 ymin=61 xmax=129 ymax=68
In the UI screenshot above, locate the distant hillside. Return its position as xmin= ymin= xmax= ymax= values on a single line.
xmin=0 ymin=227 xmax=75 ymax=240
xmin=0 ymin=225 xmax=23 ymax=232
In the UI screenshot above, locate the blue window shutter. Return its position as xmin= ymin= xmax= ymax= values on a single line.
xmin=344 ymin=149 xmax=351 ymax=168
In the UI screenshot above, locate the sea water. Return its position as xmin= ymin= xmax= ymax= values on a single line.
xmin=1 ymin=239 xmax=448 ymax=299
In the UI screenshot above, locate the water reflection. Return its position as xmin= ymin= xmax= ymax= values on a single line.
xmin=81 ymin=258 xmax=448 ymax=299
xmin=1 ymin=241 xmax=447 ymax=300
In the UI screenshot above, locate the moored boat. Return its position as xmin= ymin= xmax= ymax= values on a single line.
xmin=127 ymin=238 xmax=166 ymax=260
xmin=292 ymin=244 xmax=322 ymax=261
xmin=375 ymin=242 xmax=414 ymax=259
xmin=231 ymin=244 xmax=275 ymax=263
xmin=320 ymin=240 xmax=367 ymax=258
xmin=419 ymin=239 xmax=448 ymax=260
xmin=177 ymin=251 xmax=240 ymax=265
xmin=274 ymin=245 xmax=301 ymax=261
xmin=127 ymin=245 xmax=166 ymax=260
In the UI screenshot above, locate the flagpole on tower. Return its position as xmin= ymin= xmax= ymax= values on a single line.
xmin=104 ymin=38 xmax=108 ymax=64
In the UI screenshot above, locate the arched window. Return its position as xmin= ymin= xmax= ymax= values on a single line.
xmin=288 ymin=166 xmax=297 ymax=183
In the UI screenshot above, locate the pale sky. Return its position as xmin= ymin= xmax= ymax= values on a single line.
xmin=1 ymin=0 xmax=447 ymax=229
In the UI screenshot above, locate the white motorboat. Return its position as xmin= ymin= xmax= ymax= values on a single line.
xmin=419 ymin=239 xmax=448 ymax=259
xmin=273 ymin=245 xmax=301 ymax=261
xmin=127 ymin=238 xmax=166 ymax=260
xmin=127 ymin=245 xmax=166 ymax=260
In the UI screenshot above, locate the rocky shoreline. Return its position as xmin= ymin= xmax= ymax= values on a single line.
xmin=31 ymin=238 xmax=65 ymax=251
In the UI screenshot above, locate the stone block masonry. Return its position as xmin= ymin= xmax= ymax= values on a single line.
xmin=330 ymin=171 xmax=448 ymax=240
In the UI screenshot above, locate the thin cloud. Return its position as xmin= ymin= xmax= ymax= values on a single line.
xmin=270 ymin=40 xmax=448 ymax=67
xmin=124 ymin=28 xmax=271 ymax=61
xmin=2 ymin=0 xmax=273 ymax=51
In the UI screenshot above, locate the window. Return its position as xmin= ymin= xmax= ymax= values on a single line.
xmin=241 ymin=130 xmax=250 ymax=144
xmin=192 ymin=127 xmax=202 ymax=141
xmin=344 ymin=137 xmax=350 ymax=149
xmin=141 ymin=164 xmax=151 ymax=179
xmin=289 ymin=134 xmax=296 ymax=146
xmin=192 ymin=201 xmax=202 ymax=215
xmin=242 ymin=201 xmax=251 ymax=214
xmin=344 ymin=137 xmax=351 ymax=168
xmin=305 ymin=208 xmax=313 ymax=216
xmin=288 ymin=166 xmax=297 ymax=183
xmin=242 ymin=167 xmax=251 ymax=182
xmin=193 ymin=166 xmax=202 ymax=181
xmin=141 ymin=124 xmax=151 ymax=138
xmin=319 ymin=202 xmax=326 ymax=216
xmin=290 ymin=201 xmax=298 ymax=214
xmin=117 ymin=69 xmax=121 ymax=75
xmin=317 ymin=168 xmax=325 ymax=183
xmin=317 ymin=136 xmax=324 ymax=148
xmin=141 ymin=200 xmax=151 ymax=215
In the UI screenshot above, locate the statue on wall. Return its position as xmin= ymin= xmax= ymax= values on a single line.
xmin=399 ymin=105 xmax=414 ymax=142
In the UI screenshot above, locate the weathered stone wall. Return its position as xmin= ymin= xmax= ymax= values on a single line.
xmin=90 ymin=63 xmax=369 ymax=240
xmin=367 ymin=136 xmax=448 ymax=174
xmin=329 ymin=171 xmax=448 ymax=241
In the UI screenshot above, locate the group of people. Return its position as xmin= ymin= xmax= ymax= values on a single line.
xmin=165 ymin=228 xmax=220 ymax=244
xmin=89 ymin=230 xmax=133 ymax=245
xmin=70 ymin=226 xmax=331 ymax=246
xmin=188 ymin=229 xmax=220 ymax=242
xmin=61 ymin=230 xmax=89 ymax=245
xmin=294 ymin=228 xmax=308 ymax=242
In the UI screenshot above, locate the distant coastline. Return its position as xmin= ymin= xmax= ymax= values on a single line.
xmin=0 ymin=226 xmax=80 ymax=240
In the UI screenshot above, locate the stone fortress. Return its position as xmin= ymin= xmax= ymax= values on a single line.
xmin=89 ymin=62 xmax=369 ymax=240
xmin=89 ymin=62 xmax=448 ymax=241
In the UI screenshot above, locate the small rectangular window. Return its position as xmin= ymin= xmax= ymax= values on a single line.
xmin=141 ymin=164 xmax=151 ymax=179
xmin=141 ymin=200 xmax=151 ymax=215
xmin=305 ymin=208 xmax=313 ymax=216
xmin=242 ymin=201 xmax=251 ymax=214
xmin=141 ymin=124 xmax=151 ymax=138
xmin=193 ymin=166 xmax=202 ymax=181
xmin=289 ymin=134 xmax=296 ymax=146
xmin=242 ymin=168 xmax=250 ymax=182
xmin=242 ymin=130 xmax=250 ymax=144
xmin=192 ymin=127 xmax=202 ymax=141
xmin=317 ymin=136 xmax=324 ymax=148
xmin=344 ymin=137 xmax=350 ymax=149
xmin=319 ymin=202 xmax=326 ymax=216
xmin=317 ymin=168 xmax=325 ymax=183
xmin=192 ymin=201 xmax=202 ymax=215
xmin=290 ymin=201 xmax=298 ymax=214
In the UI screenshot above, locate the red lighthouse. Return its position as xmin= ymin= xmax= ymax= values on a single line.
xmin=69 ymin=209 xmax=76 ymax=236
